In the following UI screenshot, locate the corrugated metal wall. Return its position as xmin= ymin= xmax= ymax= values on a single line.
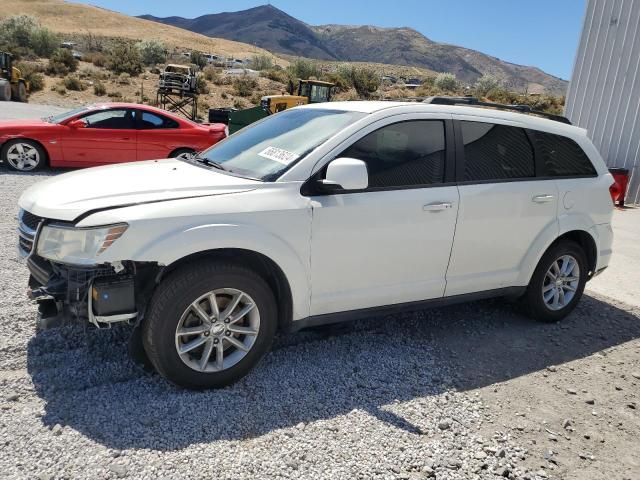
xmin=565 ymin=0 xmax=640 ymax=204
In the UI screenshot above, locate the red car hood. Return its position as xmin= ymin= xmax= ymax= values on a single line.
xmin=0 ymin=118 xmax=49 ymax=130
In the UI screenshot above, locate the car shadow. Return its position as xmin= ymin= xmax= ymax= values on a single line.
xmin=27 ymin=292 xmax=640 ymax=451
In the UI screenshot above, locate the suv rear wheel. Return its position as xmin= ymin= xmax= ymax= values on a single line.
xmin=142 ymin=261 xmax=277 ymax=389
xmin=524 ymin=240 xmax=588 ymax=322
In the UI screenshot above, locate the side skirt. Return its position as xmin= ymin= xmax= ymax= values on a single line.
xmin=290 ymin=286 xmax=526 ymax=332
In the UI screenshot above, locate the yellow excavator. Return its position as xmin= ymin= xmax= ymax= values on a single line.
xmin=221 ymin=79 xmax=335 ymax=134
xmin=0 ymin=52 xmax=29 ymax=102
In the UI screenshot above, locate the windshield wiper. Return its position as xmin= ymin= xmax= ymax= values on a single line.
xmin=192 ymin=155 xmax=227 ymax=171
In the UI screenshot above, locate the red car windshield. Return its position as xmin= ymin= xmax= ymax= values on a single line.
xmin=44 ymin=107 xmax=90 ymax=124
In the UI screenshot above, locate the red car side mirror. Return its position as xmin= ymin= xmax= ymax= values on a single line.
xmin=67 ymin=118 xmax=87 ymax=128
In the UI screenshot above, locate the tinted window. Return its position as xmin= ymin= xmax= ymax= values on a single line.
xmin=340 ymin=121 xmax=445 ymax=188
xmin=535 ymin=132 xmax=596 ymax=176
xmin=139 ymin=111 xmax=179 ymax=129
xmin=81 ymin=109 xmax=135 ymax=129
xmin=461 ymin=122 xmax=534 ymax=181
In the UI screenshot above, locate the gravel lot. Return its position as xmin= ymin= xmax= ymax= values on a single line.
xmin=0 ymin=109 xmax=639 ymax=479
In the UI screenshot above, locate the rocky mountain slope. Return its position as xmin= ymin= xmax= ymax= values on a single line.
xmin=141 ymin=5 xmax=568 ymax=94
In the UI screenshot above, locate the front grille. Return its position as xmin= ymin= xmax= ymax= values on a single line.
xmin=20 ymin=210 xmax=43 ymax=231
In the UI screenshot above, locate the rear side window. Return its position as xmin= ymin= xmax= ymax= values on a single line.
xmin=340 ymin=120 xmax=446 ymax=188
xmin=139 ymin=111 xmax=179 ymax=129
xmin=535 ymin=132 xmax=597 ymax=177
xmin=461 ymin=121 xmax=534 ymax=181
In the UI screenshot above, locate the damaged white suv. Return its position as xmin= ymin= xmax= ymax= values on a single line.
xmin=18 ymin=98 xmax=614 ymax=389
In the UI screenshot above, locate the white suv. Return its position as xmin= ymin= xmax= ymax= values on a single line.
xmin=18 ymin=99 xmax=614 ymax=389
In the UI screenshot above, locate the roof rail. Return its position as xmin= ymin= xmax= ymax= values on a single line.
xmin=422 ymin=96 xmax=572 ymax=125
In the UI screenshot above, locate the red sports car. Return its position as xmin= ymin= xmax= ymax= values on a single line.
xmin=0 ymin=103 xmax=227 ymax=172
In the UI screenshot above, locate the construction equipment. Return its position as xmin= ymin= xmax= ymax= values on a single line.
xmin=0 ymin=52 xmax=29 ymax=102
xmin=220 ymin=79 xmax=335 ymax=135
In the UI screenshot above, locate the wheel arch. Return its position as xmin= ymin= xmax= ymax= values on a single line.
xmin=159 ymin=248 xmax=294 ymax=332
xmin=168 ymin=147 xmax=195 ymax=158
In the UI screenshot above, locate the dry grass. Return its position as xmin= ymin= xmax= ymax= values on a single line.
xmin=2 ymin=0 xmax=272 ymax=59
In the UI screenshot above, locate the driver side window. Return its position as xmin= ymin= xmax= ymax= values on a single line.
xmin=339 ymin=120 xmax=446 ymax=188
xmin=81 ymin=109 xmax=135 ymax=129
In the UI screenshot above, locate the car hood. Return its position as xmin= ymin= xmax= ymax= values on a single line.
xmin=19 ymin=159 xmax=259 ymax=221
xmin=0 ymin=118 xmax=48 ymax=130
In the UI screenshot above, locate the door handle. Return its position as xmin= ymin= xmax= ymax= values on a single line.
xmin=532 ymin=194 xmax=554 ymax=203
xmin=423 ymin=202 xmax=453 ymax=212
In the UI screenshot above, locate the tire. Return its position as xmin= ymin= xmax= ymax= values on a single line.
xmin=169 ymin=148 xmax=195 ymax=159
xmin=142 ymin=261 xmax=278 ymax=389
xmin=523 ymin=240 xmax=588 ymax=323
xmin=16 ymin=81 xmax=28 ymax=102
xmin=1 ymin=139 xmax=46 ymax=172
xmin=0 ymin=80 xmax=10 ymax=101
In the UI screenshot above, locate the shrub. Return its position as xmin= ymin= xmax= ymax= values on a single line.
xmin=54 ymin=85 xmax=66 ymax=95
xmin=203 ymin=65 xmax=220 ymax=82
xmin=196 ymin=75 xmax=209 ymax=94
xmin=286 ymin=59 xmax=321 ymax=80
xmin=190 ymin=51 xmax=207 ymax=69
xmin=0 ymin=16 xmax=59 ymax=58
xmin=93 ymin=82 xmax=106 ymax=96
xmin=474 ymin=74 xmax=502 ymax=96
xmin=250 ymin=54 xmax=274 ymax=71
xmin=221 ymin=91 xmax=228 ymax=99
xmin=323 ymin=70 xmax=350 ymax=93
xmin=84 ymin=51 xmax=106 ymax=68
xmin=233 ymin=75 xmax=258 ymax=97
xmin=233 ymin=98 xmax=245 ymax=109
xmin=434 ymin=72 xmax=458 ymax=92
xmin=15 ymin=62 xmax=45 ymax=92
xmin=260 ymin=68 xmax=289 ymax=84
xmin=107 ymin=90 xmax=123 ymax=99
xmin=106 ymin=41 xmax=143 ymax=76
xmin=29 ymin=28 xmax=59 ymax=57
xmin=63 ymin=75 xmax=85 ymax=91
xmin=47 ymin=48 xmax=78 ymax=75
xmin=338 ymin=66 xmax=380 ymax=99
xmin=137 ymin=40 xmax=166 ymax=65
xmin=117 ymin=72 xmax=131 ymax=85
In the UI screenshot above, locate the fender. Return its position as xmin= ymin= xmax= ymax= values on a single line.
xmin=516 ymin=211 xmax=599 ymax=285
xmin=126 ymin=223 xmax=311 ymax=320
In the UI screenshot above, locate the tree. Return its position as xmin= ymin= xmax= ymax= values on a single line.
xmin=137 ymin=40 xmax=166 ymax=65
xmin=434 ymin=72 xmax=458 ymax=92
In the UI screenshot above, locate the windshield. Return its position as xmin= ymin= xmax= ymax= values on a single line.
xmin=194 ymin=108 xmax=366 ymax=181
xmin=44 ymin=107 xmax=90 ymax=124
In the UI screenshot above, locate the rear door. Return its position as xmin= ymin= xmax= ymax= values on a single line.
xmin=445 ymin=117 xmax=559 ymax=296
xmin=61 ymin=108 xmax=137 ymax=165
xmin=135 ymin=109 xmax=185 ymax=160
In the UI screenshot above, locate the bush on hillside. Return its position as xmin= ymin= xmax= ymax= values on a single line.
xmin=260 ymin=68 xmax=289 ymax=84
xmin=106 ymin=42 xmax=143 ymax=76
xmin=434 ymin=72 xmax=458 ymax=92
xmin=47 ymin=48 xmax=78 ymax=75
xmin=0 ymin=15 xmax=59 ymax=58
xmin=62 ymin=75 xmax=85 ymax=91
xmin=196 ymin=75 xmax=209 ymax=94
xmin=250 ymin=54 xmax=274 ymax=71
xmin=203 ymin=65 xmax=220 ymax=83
xmin=337 ymin=66 xmax=380 ymax=98
xmin=137 ymin=40 xmax=166 ymax=65
xmin=190 ymin=51 xmax=207 ymax=69
xmin=474 ymin=74 xmax=502 ymax=96
xmin=286 ymin=59 xmax=321 ymax=80
xmin=233 ymin=75 xmax=258 ymax=97
xmin=93 ymin=82 xmax=107 ymax=96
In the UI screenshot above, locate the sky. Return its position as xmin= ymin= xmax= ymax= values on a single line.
xmin=71 ymin=0 xmax=587 ymax=80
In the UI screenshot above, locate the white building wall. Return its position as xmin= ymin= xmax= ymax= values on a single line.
xmin=565 ymin=0 xmax=640 ymax=203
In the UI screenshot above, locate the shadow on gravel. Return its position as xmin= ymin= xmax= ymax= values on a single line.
xmin=27 ymin=293 xmax=640 ymax=451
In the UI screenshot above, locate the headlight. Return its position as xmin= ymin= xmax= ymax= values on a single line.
xmin=37 ymin=224 xmax=128 ymax=265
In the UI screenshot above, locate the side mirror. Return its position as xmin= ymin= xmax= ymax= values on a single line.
xmin=67 ymin=118 xmax=87 ymax=128
xmin=320 ymin=157 xmax=368 ymax=191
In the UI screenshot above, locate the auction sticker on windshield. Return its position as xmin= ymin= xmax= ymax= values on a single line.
xmin=258 ymin=146 xmax=300 ymax=165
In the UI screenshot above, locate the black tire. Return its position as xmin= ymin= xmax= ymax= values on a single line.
xmin=169 ymin=148 xmax=195 ymax=159
xmin=0 ymin=80 xmax=10 ymax=101
xmin=523 ymin=240 xmax=588 ymax=323
xmin=1 ymin=139 xmax=47 ymax=171
xmin=17 ymin=81 xmax=28 ymax=102
xmin=142 ymin=261 xmax=277 ymax=389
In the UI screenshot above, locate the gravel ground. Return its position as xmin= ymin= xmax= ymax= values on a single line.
xmin=1 ymin=169 xmax=639 ymax=480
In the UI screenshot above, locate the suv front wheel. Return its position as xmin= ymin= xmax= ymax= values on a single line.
xmin=142 ymin=261 xmax=277 ymax=389
xmin=524 ymin=240 xmax=588 ymax=322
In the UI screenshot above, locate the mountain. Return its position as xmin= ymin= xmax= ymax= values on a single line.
xmin=140 ymin=5 xmax=568 ymax=94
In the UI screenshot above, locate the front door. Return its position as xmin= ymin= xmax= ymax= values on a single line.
xmin=445 ymin=118 xmax=559 ymax=296
xmin=61 ymin=108 xmax=137 ymax=165
xmin=308 ymin=117 xmax=459 ymax=316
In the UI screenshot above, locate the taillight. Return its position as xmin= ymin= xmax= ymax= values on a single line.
xmin=609 ymin=181 xmax=620 ymax=205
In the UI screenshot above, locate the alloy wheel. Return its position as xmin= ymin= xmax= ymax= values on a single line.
xmin=175 ymin=288 xmax=260 ymax=373
xmin=6 ymin=143 xmax=40 ymax=171
xmin=541 ymin=254 xmax=580 ymax=311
